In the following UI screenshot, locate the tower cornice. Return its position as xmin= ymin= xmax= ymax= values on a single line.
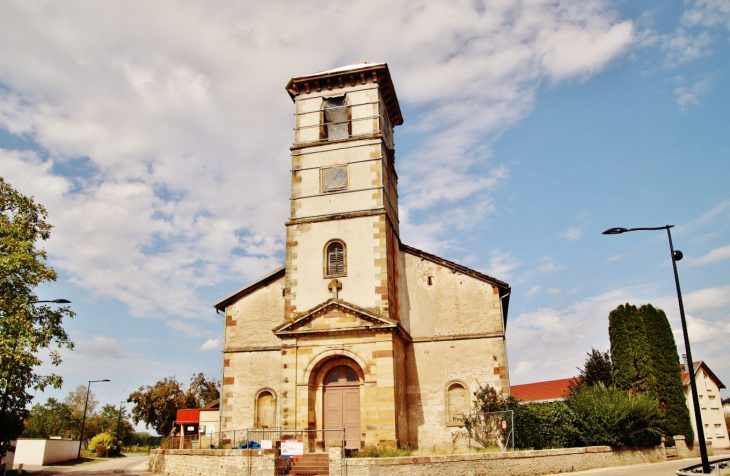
xmin=285 ymin=62 xmax=403 ymax=127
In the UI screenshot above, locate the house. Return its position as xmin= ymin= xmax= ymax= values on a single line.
xmin=214 ymin=63 xmax=512 ymax=450
xmin=171 ymin=400 xmax=221 ymax=449
xmin=510 ymin=378 xmax=577 ymax=403
xmin=682 ymin=361 xmax=729 ymax=448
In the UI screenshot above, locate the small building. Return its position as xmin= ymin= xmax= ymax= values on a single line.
xmin=13 ymin=438 xmax=79 ymax=466
xmin=510 ymin=378 xmax=577 ymax=403
xmin=172 ymin=400 xmax=221 ymax=449
xmin=682 ymin=361 xmax=729 ymax=448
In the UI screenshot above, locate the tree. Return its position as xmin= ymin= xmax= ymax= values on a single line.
xmin=608 ymin=303 xmax=655 ymax=395
xmin=641 ymin=304 xmax=694 ymax=444
xmin=128 ymin=376 xmax=199 ymax=436
xmin=22 ymin=398 xmax=75 ymax=439
xmin=0 ymin=177 xmax=74 ymax=458
xmin=189 ymin=373 xmax=220 ymax=407
xmin=573 ymin=348 xmax=613 ymax=389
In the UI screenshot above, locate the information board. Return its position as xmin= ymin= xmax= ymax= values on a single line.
xmin=280 ymin=440 xmax=303 ymax=459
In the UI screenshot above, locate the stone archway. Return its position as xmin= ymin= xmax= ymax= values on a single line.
xmin=307 ymin=356 xmax=364 ymax=449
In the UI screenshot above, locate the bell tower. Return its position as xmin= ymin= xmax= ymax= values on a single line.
xmin=283 ymin=63 xmax=403 ymax=321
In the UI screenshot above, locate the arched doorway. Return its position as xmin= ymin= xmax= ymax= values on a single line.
xmin=323 ymin=365 xmax=360 ymax=448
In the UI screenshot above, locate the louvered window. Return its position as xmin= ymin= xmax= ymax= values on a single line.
xmin=326 ymin=241 xmax=346 ymax=277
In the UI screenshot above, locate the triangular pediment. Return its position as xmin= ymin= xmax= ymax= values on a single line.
xmin=273 ymin=299 xmax=397 ymax=335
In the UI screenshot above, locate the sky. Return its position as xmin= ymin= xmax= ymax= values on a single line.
xmin=0 ymin=0 xmax=728 ymax=434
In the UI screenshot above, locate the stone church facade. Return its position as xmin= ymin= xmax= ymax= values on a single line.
xmin=214 ymin=63 xmax=511 ymax=450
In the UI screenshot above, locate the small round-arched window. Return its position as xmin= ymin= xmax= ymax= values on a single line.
xmin=324 ymin=241 xmax=346 ymax=277
xmin=325 ymin=366 xmax=358 ymax=385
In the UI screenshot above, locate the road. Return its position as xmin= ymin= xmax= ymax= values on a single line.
xmin=23 ymin=453 xmax=153 ymax=476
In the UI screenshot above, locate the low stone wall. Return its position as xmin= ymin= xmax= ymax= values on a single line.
xmin=150 ymin=446 xmax=665 ymax=476
xmin=345 ymin=446 xmax=666 ymax=476
xmin=674 ymin=435 xmax=714 ymax=458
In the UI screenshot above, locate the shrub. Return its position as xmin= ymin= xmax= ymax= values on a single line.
xmin=354 ymin=444 xmax=412 ymax=458
xmin=513 ymin=402 xmax=581 ymax=450
xmin=89 ymin=432 xmax=120 ymax=456
xmin=567 ymin=384 xmax=661 ymax=447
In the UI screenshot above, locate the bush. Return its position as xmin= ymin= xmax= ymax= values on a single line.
xmin=513 ymin=402 xmax=581 ymax=450
xmin=88 ymin=432 xmax=120 ymax=456
xmin=567 ymin=384 xmax=661 ymax=447
xmin=354 ymin=444 xmax=412 ymax=458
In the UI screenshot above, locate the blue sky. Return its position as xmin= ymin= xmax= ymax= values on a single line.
xmin=1 ymin=0 xmax=728 ymax=434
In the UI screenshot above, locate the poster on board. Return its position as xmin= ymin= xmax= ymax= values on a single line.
xmin=281 ymin=440 xmax=303 ymax=459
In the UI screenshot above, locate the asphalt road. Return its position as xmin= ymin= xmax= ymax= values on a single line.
xmin=22 ymin=453 xmax=153 ymax=476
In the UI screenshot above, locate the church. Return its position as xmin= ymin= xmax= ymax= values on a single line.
xmin=214 ymin=63 xmax=511 ymax=450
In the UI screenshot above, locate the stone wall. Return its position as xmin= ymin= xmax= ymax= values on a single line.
xmin=150 ymin=446 xmax=665 ymax=476
xmin=344 ymin=446 xmax=667 ymax=476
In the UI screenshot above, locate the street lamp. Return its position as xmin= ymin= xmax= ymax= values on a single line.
xmin=77 ymin=379 xmax=110 ymax=460
xmin=602 ymin=225 xmax=710 ymax=474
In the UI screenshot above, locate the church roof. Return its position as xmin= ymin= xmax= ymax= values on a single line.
xmin=213 ymin=266 xmax=285 ymax=312
xmin=285 ymin=62 xmax=403 ymax=127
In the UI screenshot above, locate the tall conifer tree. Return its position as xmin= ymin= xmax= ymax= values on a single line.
xmin=608 ymin=304 xmax=656 ymax=396
xmin=641 ymin=304 xmax=694 ymax=443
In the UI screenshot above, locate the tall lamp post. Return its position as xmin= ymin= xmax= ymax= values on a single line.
xmin=603 ymin=225 xmax=710 ymax=474
xmin=77 ymin=379 xmax=110 ymax=460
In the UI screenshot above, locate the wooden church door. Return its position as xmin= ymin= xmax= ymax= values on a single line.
xmin=323 ymin=366 xmax=360 ymax=448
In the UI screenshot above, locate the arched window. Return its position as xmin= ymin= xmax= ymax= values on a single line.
xmin=445 ymin=382 xmax=469 ymax=426
xmin=255 ymin=390 xmax=276 ymax=429
xmin=324 ymin=240 xmax=346 ymax=277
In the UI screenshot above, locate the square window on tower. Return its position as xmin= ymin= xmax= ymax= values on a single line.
xmin=321 ymin=165 xmax=348 ymax=193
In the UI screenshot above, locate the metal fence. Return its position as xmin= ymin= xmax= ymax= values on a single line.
xmin=246 ymin=428 xmax=344 ymax=476
xmin=464 ymin=410 xmax=514 ymax=452
xmin=162 ymin=428 xmax=345 ymax=475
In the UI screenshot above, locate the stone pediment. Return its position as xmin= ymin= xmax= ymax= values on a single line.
xmin=273 ymin=299 xmax=397 ymax=335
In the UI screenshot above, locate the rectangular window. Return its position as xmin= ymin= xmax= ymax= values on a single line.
xmin=322 ymin=95 xmax=349 ymax=140
xmin=321 ymin=165 xmax=348 ymax=193
xmin=710 ymin=395 xmax=718 ymax=409
xmin=705 ymin=424 xmax=710 ymax=438
xmin=715 ymin=425 xmax=723 ymax=437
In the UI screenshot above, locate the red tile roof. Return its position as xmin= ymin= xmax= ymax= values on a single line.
xmin=510 ymin=378 xmax=578 ymax=403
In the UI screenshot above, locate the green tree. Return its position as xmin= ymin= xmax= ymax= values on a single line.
xmin=641 ymin=304 xmax=694 ymax=444
xmin=128 ymin=376 xmax=199 ymax=436
xmin=609 ymin=304 xmax=655 ymax=395
xmin=0 ymin=177 xmax=74 ymax=458
xmin=22 ymin=398 xmax=75 ymax=438
xmin=512 ymin=402 xmax=580 ymax=450
xmin=572 ymin=348 xmax=613 ymax=390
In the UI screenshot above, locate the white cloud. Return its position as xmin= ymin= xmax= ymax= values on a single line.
xmin=684 ymin=284 xmax=730 ymax=312
xmin=689 ymin=244 xmax=730 ymax=266
xmin=526 ymin=286 xmax=541 ymax=296
xmin=683 ymin=0 xmax=730 ymax=31
xmin=0 ymin=0 xmax=635 ymax=323
xmin=483 ymin=251 xmax=520 ymax=280
xmin=539 ymin=263 xmax=556 ymax=273
xmin=661 ymin=28 xmax=712 ymax=67
xmin=548 ymin=287 xmax=562 ymax=294
xmin=674 ymin=76 xmax=713 ymax=108
xmin=561 ymin=227 xmax=583 ymax=241
xmin=200 ymin=339 xmax=221 ymax=351
xmin=75 ymin=336 xmax=124 ymax=359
